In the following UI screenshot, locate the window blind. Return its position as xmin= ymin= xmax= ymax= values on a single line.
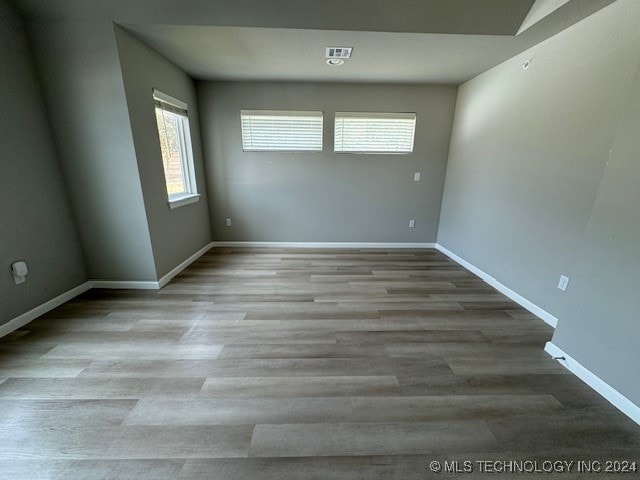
xmin=240 ymin=110 xmax=323 ymax=152
xmin=153 ymin=89 xmax=188 ymax=117
xmin=334 ymin=112 xmax=416 ymax=154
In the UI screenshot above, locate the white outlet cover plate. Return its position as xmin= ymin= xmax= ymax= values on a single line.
xmin=558 ymin=275 xmax=570 ymax=291
xmin=414 ymin=172 xmax=421 ymax=181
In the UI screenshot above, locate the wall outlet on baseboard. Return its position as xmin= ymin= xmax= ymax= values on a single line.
xmin=225 ymin=218 xmax=232 ymax=227
xmin=558 ymin=275 xmax=570 ymax=291
xmin=409 ymin=220 xmax=415 ymax=228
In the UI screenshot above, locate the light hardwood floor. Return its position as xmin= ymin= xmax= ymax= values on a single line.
xmin=0 ymin=248 xmax=638 ymax=479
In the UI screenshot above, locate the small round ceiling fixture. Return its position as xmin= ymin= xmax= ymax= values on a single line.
xmin=327 ymin=59 xmax=345 ymax=66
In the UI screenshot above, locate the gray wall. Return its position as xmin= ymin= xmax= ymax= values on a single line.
xmin=115 ymin=26 xmax=212 ymax=278
xmin=28 ymin=20 xmax=157 ymax=281
xmin=438 ymin=0 xmax=640 ymax=404
xmin=198 ymin=82 xmax=457 ymax=242
xmin=552 ymin=55 xmax=640 ymax=405
xmin=0 ymin=0 xmax=87 ymax=326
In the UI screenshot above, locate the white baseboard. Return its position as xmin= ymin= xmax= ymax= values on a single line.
xmin=89 ymin=280 xmax=160 ymax=290
xmin=435 ymin=243 xmax=558 ymax=328
xmin=158 ymin=242 xmax=214 ymax=288
xmin=211 ymin=241 xmax=436 ymax=249
xmin=0 ymin=281 xmax=92 ymax=339
xmin=90 ymin=242 xmax=215 ymax=290
xmin=545 ymin=342 xmax=640 ymax=426
xmin=0 ymin=243 xmax=216 ymax=338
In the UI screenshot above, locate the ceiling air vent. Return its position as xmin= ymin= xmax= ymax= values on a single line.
xmin=326 ymin=47 xmax=353 ymax=59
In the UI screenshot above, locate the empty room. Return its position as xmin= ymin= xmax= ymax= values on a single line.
xmin=1 ymin=0 xmax=639 ymax=477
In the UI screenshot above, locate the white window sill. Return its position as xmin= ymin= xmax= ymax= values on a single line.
xmin=168 ymin=193 xmax=200 ymax=209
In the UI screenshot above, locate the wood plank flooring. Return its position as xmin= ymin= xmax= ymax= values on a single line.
xmin=0 ymin=247 xmax=639 ymax=479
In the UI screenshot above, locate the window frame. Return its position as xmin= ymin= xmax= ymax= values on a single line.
xmin=153 ymin=89 xmax=200 ymax=209
xmin=334 ymin=111 xmax=417 ymax=155
xmin=240 ymin=110 xmax=324 ymax=153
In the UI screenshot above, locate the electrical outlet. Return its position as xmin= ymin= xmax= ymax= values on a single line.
xmin=11 ymin=261 xmax=28 ymax=285
xmin=557 ymin=275 xmax=570 ymax=291
xmin=225 ymin=218 xmax=232 ymax=227
xmin=414 ymin=172 xmax=421 ymax=182
xmin=409 ymin=220 xmax=415 ymax=228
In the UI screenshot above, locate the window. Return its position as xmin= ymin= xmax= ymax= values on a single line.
xmin=240 ymin=110 xmax=323 ymax=152
xmin=334 ymin=112 xmax=416 ymax=154
xmin=154 ymin=89 xmax=199 ymax=208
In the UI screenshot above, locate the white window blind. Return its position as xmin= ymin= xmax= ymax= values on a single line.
xmin=241 ymin=110 xmax=323 ymax=152
xmin=154 ymin=89 xmax=188 ymax=117
xmin=334 ymin=112 xmax=416 ymax=154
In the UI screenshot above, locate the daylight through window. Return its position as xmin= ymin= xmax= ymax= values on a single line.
xmin=154 ymin=89 xmax=197 ymax=201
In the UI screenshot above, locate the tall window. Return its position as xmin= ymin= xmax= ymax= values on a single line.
xmin=334 ymin=112 xmax=416 ymax=154
xmin=240 ymin=110 xmax=323 ymax=152
xmin=154 ymin=89 xmax=198 ymax=206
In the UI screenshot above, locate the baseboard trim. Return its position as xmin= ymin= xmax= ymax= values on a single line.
xmin=0 ymin=281 xmax=92 ymax=339
xmin=89 ymin=280 xmax=160 ymax=290
xmin=0 ymin=243 xmax=217 ymax=338
xmin=211 ymin=241 xmax=436 ymax=249
xmin=545 ymin=342 xmax=640 ymax=425
xmin=158 ymin=242 xmax=215 ymax=288
xmin=435 ymin=243 xmax=558 ymax=328
xmin=89 ymin=242 xmax=215 ymax=290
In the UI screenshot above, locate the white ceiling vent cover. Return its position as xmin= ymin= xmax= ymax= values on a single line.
xmin=326 ymin=47 xmax=353 ymax=59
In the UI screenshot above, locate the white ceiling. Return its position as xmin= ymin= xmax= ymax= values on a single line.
xmin=12 ymin=0 xmax=535 ymax=35
xmin=12 ymin=0 xmax=617 ymax=85
xmin=124 ymin=26 xmax=524 ymax=84
xmin=518 ymin=0 xmax=573 ymax=34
